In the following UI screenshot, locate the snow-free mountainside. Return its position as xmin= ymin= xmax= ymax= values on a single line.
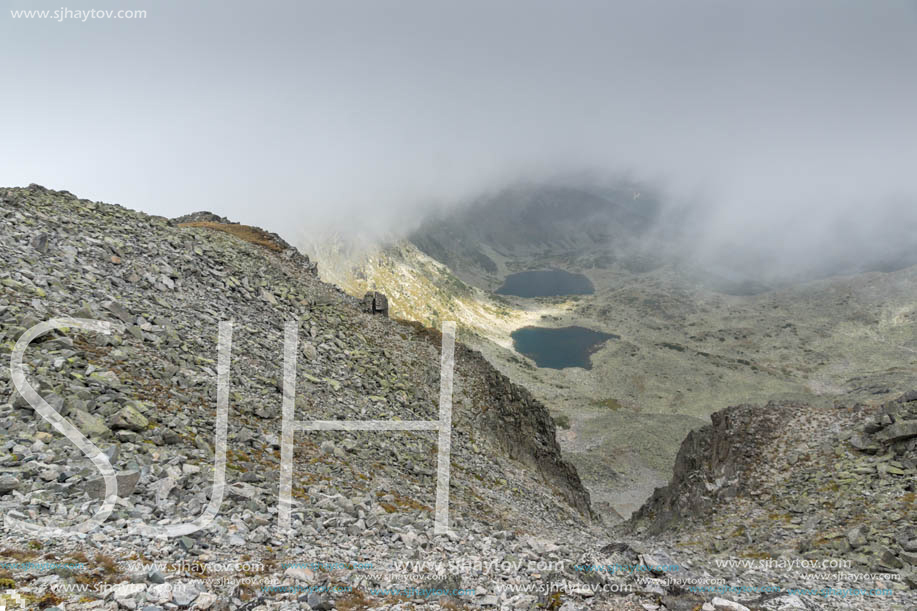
xmin=308 ymin=184 xmax=917 ymax=521
xmin=0 ymin=185 xmax=915 ymax=610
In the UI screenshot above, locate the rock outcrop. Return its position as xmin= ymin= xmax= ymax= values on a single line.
xmin=625 ymin=393 xmax=917 ymax=607
xmin=362 ymin=290 xmax=389 ymax=316
xmin=631 ymin=401 xmax=786 ymax=534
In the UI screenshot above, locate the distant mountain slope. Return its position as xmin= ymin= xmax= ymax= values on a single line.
xmin=307 ymin=182 xmax=917 ymax=522
xmin=409 ymin=183 xmax=663 ymax=289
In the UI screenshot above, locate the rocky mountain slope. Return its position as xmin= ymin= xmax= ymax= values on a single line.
xmin=1 ymin=184 xmax=915 ymax=611
xmin=0 ymin=185 xmax=597 ymax=610
xmin=623 ymin=391 xmax=917 ymax=609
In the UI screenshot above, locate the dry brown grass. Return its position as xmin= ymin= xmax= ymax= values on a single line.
xmin=35 ymin=591 xmax=64 ymax=609
xmin=334 ymin=590 xmax=370 ymax=610
xmin=94 ymin=553 xmax=120 ymax=575
xmin=0 ymin=548 xmax=38 ymax=561
xmin=178 ymin=221 xmax=284 ymax=252
xmin=375 ymin=490 xmax=432 ymax=514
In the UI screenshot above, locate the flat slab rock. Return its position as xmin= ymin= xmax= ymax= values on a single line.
xmin=85 ymin=470 xmax=141 ymax=499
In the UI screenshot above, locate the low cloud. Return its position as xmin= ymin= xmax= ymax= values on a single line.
xmin=2 ymin=0 xmax=915 ymax=282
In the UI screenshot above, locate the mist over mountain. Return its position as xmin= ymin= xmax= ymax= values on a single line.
xmin=317 ymin=176 xmax=917 ymax=291
xmin=5 ymin=0 xmax=917 ymax=278
xmin=308 ymin=174 xmax=917 ymax=522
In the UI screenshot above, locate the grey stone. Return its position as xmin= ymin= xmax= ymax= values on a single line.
xmin=85 ymin=470 xmax=141 ymax=500
xmin=88 ymin=370 xmax=121 ymax=389
xmin=847 ymin=525 xmax=868 ymax=548
xmin=31 ymin=233 xmax=50 ymax=253
xmin=0 ymin=474 xmax=20 ymax=494
xmin=307 ymin=592 xmax=333 ymax=610
xmin=879 ymin=547 xmax=904 ymax=569
xmin=712 ymin=598 xmax=750 ymax=611
xmin=70 ymin=408 xmax=110 ymax=438
xmin=147 ymin=569 xmax=166 ymax=584
xmin=284 ymin=566 xmax=315 ymax=582
xmin=171 ymin=581 xmax=204 ymax=607
xmin=227 ymin=483 xmax=257 ymax=500
xmin=362 ymin=291 xmax=389 ymax=316
xmin=109 ymin=404 xmax=149 ymax=432
xmin=849 ymin=434 xmax=880 ymax=453
xmin=877 ymin=420 xmax=917 ymax=443
xmin=106 ymin=301 xmax=134 ymax=324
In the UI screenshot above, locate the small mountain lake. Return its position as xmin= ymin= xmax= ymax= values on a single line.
xmin=496 ymin=269 xmax=594 ymax=298
xmin=511 ymin=326 xmax=618 ymax=369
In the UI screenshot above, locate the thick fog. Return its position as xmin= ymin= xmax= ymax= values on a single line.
xmin=3 ymin=0 xmax=916 ymax=279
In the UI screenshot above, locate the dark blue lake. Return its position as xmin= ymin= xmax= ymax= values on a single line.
xmin=511 ymin=326 xmax=618 ymax=370
xmin=496 ymin=269 xmax=594 ymax=298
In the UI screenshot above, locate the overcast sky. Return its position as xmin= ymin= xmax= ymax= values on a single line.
xmin=3 ymin=0 xmax=916 ymax=263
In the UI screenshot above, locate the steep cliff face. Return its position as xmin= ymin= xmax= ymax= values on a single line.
xmin=628 ymin=392 xmax=917 ymax=590
xmin=630 ymin=402 xmax=786 ymax=534
xmin=461 ymin=348 xmax=593 ymax=517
